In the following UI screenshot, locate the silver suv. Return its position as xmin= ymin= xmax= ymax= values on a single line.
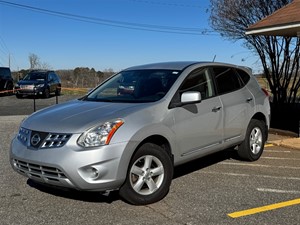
xmin=10 ymin=62 xmax=270 ymax=205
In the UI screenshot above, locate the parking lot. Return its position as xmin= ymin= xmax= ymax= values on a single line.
xmin=0 ymin=95 xmax=300 ymax=225
xmin=0 ymin=117 xmax=299 ymax=224
xmin=0 ymin=94 xmax=82 ymax=116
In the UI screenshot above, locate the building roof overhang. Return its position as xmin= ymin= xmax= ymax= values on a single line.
xmin=245 ymin=0 xmax=300 ymax=37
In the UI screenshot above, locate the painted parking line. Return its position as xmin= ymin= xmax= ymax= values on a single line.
xmin=265 ymin=143 xmax=274 ymax=147
xmin=220 ymin=162 xmax=300 ymax=170
xmin=200 ymin=171 xmax=300 ymax=181
xmin=228 ymin=198 xmax=300 ymax=218
xmin=264 ymin=150 xmax=291 ymax=153
xmin=261 ymin=156 xmax=300 ymax=161
xmin=257 ymin=188 xmax=300 ymax=194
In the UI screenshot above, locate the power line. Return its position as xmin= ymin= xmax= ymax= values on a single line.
xmin=0 ymin=0 xmax=218 ymax=36
xmin=0 ymin=35 xmax=20 ymax=69
xmin=129 ymin=0 xmax=204 ymax=9
xmin=0 ymin=35 xmax=9 ymax=67
xmin=0 ymin=36 xmax=10 ymax=54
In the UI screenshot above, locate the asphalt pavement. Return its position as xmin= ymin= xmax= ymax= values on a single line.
xmin=0 ymin=94 xmax=83 ymax=116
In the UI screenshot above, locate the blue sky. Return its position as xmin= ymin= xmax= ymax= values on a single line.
xmin=0 ymin=0 xmax=261 ymax=72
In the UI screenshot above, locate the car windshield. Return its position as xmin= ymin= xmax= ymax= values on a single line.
xmin=83 ymin=69 xmax=181 ymax=103
xmin=23 ymin=73 xmax=46 ymax=81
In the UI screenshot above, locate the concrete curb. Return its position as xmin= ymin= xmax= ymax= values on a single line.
xmin=268 ymin=139 xmax=300 ymax=151
xmin=268 ymin=128 xmax=300 ymax=151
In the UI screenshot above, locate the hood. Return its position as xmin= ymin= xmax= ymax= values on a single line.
xmin=22 ymin=99 xmax=146 ymax=133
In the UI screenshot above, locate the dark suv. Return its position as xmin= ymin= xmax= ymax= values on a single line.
xmin=15 ymin=70 xmax=61 ymax=98
xmin=0 ymin=67 xmax=14 ymax=96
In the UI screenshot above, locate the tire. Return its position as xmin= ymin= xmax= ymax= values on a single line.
xmin=6 ymin=83 xmax=14 ymax=96
xmin=119 ymin=143 xmax=173 ymax=205
xmin=16 ymin=93 xmax=23 ymax=99
xmin=237 ymin=119 xmax=266 ymax=161
xmin=43 ymin=88 xmax=50 ymax=98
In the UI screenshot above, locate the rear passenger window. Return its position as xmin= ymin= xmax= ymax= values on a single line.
xmin=213 ymin=67 xmax=242 ymax=95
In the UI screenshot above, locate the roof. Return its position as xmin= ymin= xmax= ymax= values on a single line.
xmin=124 ymin=61 xmax=252 ymax=74
xmin=124 ymin=61 xmax=200 ymax=70
xmin=246 ymin=0 xmax=300 ymax=37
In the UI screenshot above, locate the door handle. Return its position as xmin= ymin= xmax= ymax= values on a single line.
xmin=212 ymin=106 xmax=222 ymax=112
xmin=246 ymin=98 xmax=253 ymax=103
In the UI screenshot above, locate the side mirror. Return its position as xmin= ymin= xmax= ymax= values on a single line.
xmin=169 ymin=91 xmax=202 ymax=108
xmin=181 ymin=91 xmax=202 ymax=104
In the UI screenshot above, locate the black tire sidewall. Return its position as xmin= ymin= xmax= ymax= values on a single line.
xmin=43 ymin=88 xmax=50 ymax=98
xmin=119 ymin=143 xmax=173 ymax=205
xmin=238 ymin=119 xmax=266 ymax=161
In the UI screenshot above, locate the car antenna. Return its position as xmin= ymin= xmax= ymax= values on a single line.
xmin=212 ymin=55 xmax=216 ymax=62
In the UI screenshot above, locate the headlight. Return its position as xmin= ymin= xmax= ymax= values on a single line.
xmin=36 ymin=84 xmax=45 ymax=88
xmin=77 ymin=119 xmax=124 ymax=147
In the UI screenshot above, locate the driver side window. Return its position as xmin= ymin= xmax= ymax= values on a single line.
xmin=180 ymin=67 xmax=215 ymax=100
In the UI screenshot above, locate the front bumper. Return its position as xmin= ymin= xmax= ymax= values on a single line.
xmin=15 ymin=86 xmax=45 ymax=95
xmin=10 ymin=135 xmax=132 ymax=191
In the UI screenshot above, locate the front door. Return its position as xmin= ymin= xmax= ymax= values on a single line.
xmin=171 ymin=67 xmax=224 ymax=157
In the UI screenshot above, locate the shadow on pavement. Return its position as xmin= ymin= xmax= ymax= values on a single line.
xmin=27 ymin=179 xmax=120 ymax=204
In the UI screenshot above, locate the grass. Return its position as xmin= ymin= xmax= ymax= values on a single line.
xmin=256 ymin=76 xmax=300 ymax=95
xmin=61 ymin=87 xmax=90 ymax=95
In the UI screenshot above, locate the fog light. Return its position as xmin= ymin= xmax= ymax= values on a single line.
xmin=78 ymin=165 xmax=107 ymax=182
xmin=91 ymin=167 xmax=99 ymax=178
xmin=87 ymin=167 xmax=100 ymax=179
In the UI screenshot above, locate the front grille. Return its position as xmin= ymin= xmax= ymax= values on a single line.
xmin=17 ymin=127 xmax=71 ymax=149
xmin=13 ymin=159 xmax=67 ymax=181
xmin=41 ymin=133 xmax=71 ymax=148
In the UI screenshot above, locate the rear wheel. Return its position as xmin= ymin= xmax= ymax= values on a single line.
xmin=6 ymin=83 xmax=14 ymax=95
xmin=119 ymin=143 xmax=173 ymax=205
xmin=16 ymin=93 xmax=23 ymax=99
xmin=238 ymin=119 xmax=266 ymax=161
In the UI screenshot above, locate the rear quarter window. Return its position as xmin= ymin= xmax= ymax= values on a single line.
xmin=236 ymin=69 xmax=250 ymax=85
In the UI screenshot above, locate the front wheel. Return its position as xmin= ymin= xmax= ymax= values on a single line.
xmin=237 ymin=119 xmax=267 ymax=161
xmin=43 ymin=88 xmax=50 ymax=98
xmin=119 ymin=143 xmax=173 ymax=205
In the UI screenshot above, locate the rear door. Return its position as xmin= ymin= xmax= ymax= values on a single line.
xmin=212 ymin=66 xmax=255 ymax=144
xmin=48 ymin=72 xmax=56 ymax=93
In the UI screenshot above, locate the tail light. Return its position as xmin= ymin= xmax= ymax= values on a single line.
xmin=261 ymin=88 xmax=269 ymax=96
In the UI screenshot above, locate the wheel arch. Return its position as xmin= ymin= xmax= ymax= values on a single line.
xmin=117 ymin=133 xmax=174 ymax=188
xmin=135 ymin=135 xmax=174 ymax=164
xmin=251 ymin=112 xmax=269 ymax=140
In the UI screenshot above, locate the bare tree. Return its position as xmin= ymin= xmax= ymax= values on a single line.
xmin=28 ymin=53 xmax=40 ymax=69
xmin=210 ymin=0 xmax=300 ymax=104
xmin=28 ymin=53 xmax=52 ymax=70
